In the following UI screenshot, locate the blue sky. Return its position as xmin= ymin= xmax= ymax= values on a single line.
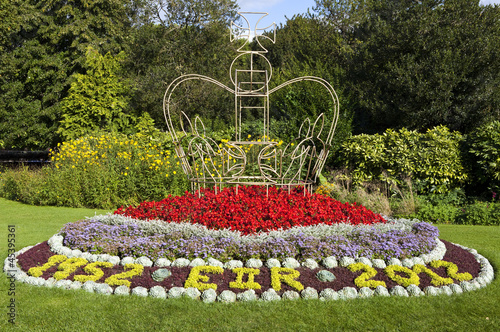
xmin=237 ymin=0 xmax=500 ymax=28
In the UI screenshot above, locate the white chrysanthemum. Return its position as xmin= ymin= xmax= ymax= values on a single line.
xmin=207 ymin=258 xmax=223 ymax=268
xmin=69 ymin=281 xmax=82 ymax=290
xmin=374 ymin=285 xmax=390 ymax=297
xmin=60 ymin=247 xmax=72 ymax=257
xmin=95 ymin=283 xmax=113 ymax=295
xmin=114 ymin=285 xmax=130 ymax=295
xmin=246 ymin=258 xmax=263 ymax=268
xmin=322 ymin=256 xmax=338 ymax=269
xmin=217 ymin=290 xmax=237 ymax=303
xmin=339 ymin=257 xmax=355 ymax=267
xmin=70 ymin=249 xmax=83 ymax=258
xmin=424 ymin=286 xmax=439 ymax=296
xmin=98 ymin=254 xmax=111 ymax=262
xmin=88 ymin=254 xmax=99 ymax=263
xmin=201 ymin=289 xmax=217 ymax=303
xmin=172 ymin=258 xmax=190 ymax=267
xmin=401 ymin=258 xmax=413 ymax=268
xmin=282 ymin=290 xmax=300 ymax=300
xmin=184 ymin=287 xmax=201 ymax=300
xmin=372 ymin=259 xmax=386 ymax=269
xmin=48 ymin=234 xmax=63 ymax=247
xmin=390 ymin=285 xmax=409 ymax=297
xmin=149 ymin=285 xmax=167 ymax=298
xmin=189 ymin=258 xmax=206 ymax=267
xmin=44 ymin=278 xmax=56 ymax=288
xmin=107 ymin=256 xmax=121 ymax=265
xmin=302 ymin=258 xmax=319 ymax=269
xmin=51 ymin=243 xmax=63 ymax=254
xmin=131 ymin=286 xmax=149 ymax=297
xmin=265 ymin=258 xmax=281 ymax=268
xmin=224 ymin=260 xmax=243 ymax=269
xmin=81 ymin=252 xmax=93 ymax=261
xmin=120 ymin=257 xmax=135 ymax=266
xmin=388 ymin=258 xmax=402 ymax=266
xmin=237 ymin=289 xmax=257 ymax=302
xmin=406 ymin=284 xmax=422 ymax=297
xmin=358 ymin=287 xmax=374 ymax=298
xmin=411 ymin=257 xmax=425 ymax=266
xmin=319 ymin=288 xmax=339 ymax=300
xmin=260 ymin=289 xmax=281 ymax=301
xmin=357 ymin=257 xmax=372 ymax=267
xmin=168 ymin=287 xmax=185 ymax=298
xmin=301 ymin=287 xmax=319 ymax=299
xmin=449 ymin=283 xmax=463 ymax=294
xmin=440 ymin=285 xmax=453 ymax=296
xmin=54 ymin=279 xmax=72 ymax=289
xmin=282 ymin=257 xmax=300 ymax=269
xmin=154 ymin=258 xmax=172 ymax=267
xmin=338 ymin=287 xmax=357 ymax=300
xmin=135 ymin=256 xmax=153 ymax=267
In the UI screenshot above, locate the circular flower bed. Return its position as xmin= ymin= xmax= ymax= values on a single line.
xmin=4 ymin=186 xmax=495 ymax=302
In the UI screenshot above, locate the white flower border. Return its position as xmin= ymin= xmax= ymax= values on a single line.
xmin=3 ymin=235 xmax=494 ymax=302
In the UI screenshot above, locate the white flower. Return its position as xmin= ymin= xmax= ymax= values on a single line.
xmin=168 ymin=287 xmax=185 ymax=298
xmin=114 ymin=285 xmax=130 ymax=295
xmin=245 ymin=258 xmax=263 ymax=268
xmin=302 ymin=258 xmax=319 ymax=269
xmin=201 ymin=289 xmax=217 ymax=303
xmin=184 ymin=287 xmax=201 ymax=300
xmin=132 ymin=286 xmax=149 ymax=297
xmin=282 ymin=290 xmax=300 ymax=300
xmin=301 ymin=287 xmax=319 ymax=299
xmin=217 ymin=290 xmax=236 ymax=303
xmin=319 ymin=288 xmax=339 ymax=300
xmin=282 ymin=257 xmax=300 ymax=269
xmin=149 ymin=286 xmax=167 ymax=298
xmin=260 ymin=289 xmax=281 ymax=301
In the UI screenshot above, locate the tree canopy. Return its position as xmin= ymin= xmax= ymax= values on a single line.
xmin=0 ymin=0 xmax=498 ymax=150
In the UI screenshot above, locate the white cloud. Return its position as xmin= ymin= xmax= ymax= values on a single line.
xmin=480 ymin=0 xmax=500 ymax=4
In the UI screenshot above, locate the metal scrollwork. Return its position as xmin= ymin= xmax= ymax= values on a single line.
xmin=163 ymin=12 xmax=340 ymax=194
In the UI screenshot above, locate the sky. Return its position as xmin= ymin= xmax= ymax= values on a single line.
xmin=237 ymin=0 xmax=500 ymax=28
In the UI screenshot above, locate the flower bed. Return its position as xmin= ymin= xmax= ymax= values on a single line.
xmin=114 ymin=186 xmax=386 ymax=234
xmin=3 ymin=187 xmax=495 ymax=302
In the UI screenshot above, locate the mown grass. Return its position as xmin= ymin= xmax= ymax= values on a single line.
xmin=1 ymin=197 xmax=499 ymax=331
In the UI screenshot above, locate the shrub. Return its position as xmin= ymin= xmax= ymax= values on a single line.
xmin=455 ymin=201 xmax=500 ymax=226
xmin=467 ymin=120 xmax=500 ymax=193
xmin=415 ymin=203 xmax=458 ymax=224
xmin=339 ymin=126 xmax=467 ymax=194
xmin=0 ymin=132 xmax=189 ymax=209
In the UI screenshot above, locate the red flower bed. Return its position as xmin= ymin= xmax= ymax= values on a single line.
xmin=114 ymin=186 xmax=386 ymax=235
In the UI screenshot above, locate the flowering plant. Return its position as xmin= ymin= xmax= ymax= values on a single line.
xmin=114 ymin=186 xmax=386 ymax=235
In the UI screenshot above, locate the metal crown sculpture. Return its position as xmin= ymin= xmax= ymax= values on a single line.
xmin=163 ymin=12 xmax=339 ymax=194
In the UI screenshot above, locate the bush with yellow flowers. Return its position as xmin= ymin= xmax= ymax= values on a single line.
xmin=0 ymin=132 xmax=189 ymax=209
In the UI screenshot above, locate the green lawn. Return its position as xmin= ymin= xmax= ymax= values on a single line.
xmin=1 ymin=197 xmax=498 ymax=331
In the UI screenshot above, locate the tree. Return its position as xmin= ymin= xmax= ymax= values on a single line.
xmin=0 ymin=0 xmax=141 ymax=149
xmin=314 ymin=0 xmax=500 ymax=134
xmin=58 ymin=47 xmax=133 ymax=140
xmin=124 ymin=1 xmax=240 ymax=132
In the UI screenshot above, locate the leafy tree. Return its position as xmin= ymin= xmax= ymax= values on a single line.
xmin=262 ymin=15 xmax=353 ymax=154
xmin=124 ymin=1 xmax=240 ymax=133
xmin=58 ymin=47 xmax=134 ymax=140
xmin=0 ymin=0 xmax=141 ymax=149
xmin=315 ymin=0 xmax=500 ymax=134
